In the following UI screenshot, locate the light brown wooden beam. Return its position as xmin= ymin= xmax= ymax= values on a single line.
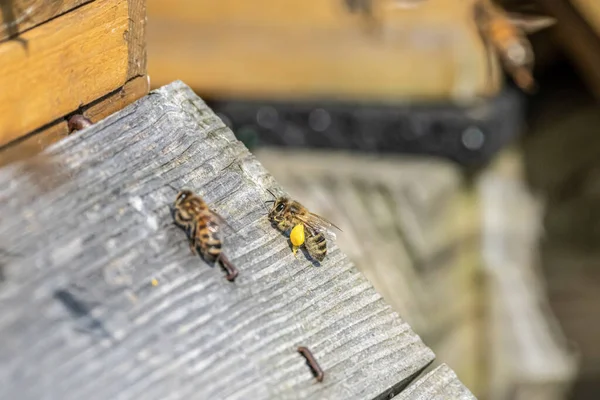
xmin=126 ymin=0 xmax=146 ymax=79
xmin=147 ymin=0 xmax=499 ymax=102
xmin=0 ymin=0 xmax=91 ymax=42
xmin=0 ymin=0 xmax=147 ymax=148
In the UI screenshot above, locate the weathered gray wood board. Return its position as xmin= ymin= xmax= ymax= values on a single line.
xmin=397 ymin=364 xmax=477 ymax=400
xmin=0 ymin=81 xmax=455 ymax=399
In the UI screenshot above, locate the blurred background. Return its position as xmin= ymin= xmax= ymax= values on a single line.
xmin=144 ymin=1 xmax=600 ymax=398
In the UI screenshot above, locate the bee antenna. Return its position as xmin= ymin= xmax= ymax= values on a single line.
xmin=266 ymin=188 xmax=277 ymax=199
xmin=166 ymin=183 xmax=179 ymax=193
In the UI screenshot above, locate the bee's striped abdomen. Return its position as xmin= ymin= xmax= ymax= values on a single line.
xmin=193 ymin=217 xmax=221 ymax=263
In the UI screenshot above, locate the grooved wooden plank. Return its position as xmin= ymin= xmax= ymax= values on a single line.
xmin=397 ymin=364 xmax=477 ymax=399
xmin=0 ymin=0 xmax=91 ymax=42
xmin=0 ymin=0 xmax=129 ymax=147
xmin=0 ymin=81 xmax=436 ymax=400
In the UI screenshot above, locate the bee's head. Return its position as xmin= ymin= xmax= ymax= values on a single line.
xmin=267 ymin=197 xmax=288 ymax=223
xmin=171 ymin=189 xmax=193 ymax=221
xmin=175 ymin=189 xmax=193 ymax=207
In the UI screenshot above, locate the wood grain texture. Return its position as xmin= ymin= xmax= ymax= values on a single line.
xmin=0 ymin=0 xmax=91 ymax=42
xmin=0 ymin=81 xmax=438 ymax=400
xmin=126 ymin=0 xmax=146 ymax=79
xmin=0 ymin=0 xmax=129 ymax=147
xmin=146 ymin=0 xmax=498 ymax=101
xmin=397 ymin=364 xmax=477 ymax=399
xmin=84 ymin=75 xmax=149 ymax=123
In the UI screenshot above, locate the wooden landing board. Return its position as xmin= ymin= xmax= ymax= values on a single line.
xmin=398 ymin=364 xmax=477 ymax=399
xmin=0 ymin=81 xmax=447 ymax=399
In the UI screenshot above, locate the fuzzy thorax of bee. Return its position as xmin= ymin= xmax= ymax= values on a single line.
xmin=267 ymin=197 xmax=296 ymax=232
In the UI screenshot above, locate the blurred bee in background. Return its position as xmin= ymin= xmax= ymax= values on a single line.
xmin=266 ymin=193 xmax=341 ymax=262
xmin=473 ymin=0 xmax=556 ymax=92
xmin=171 ymin=188 xmax=238 ymax=281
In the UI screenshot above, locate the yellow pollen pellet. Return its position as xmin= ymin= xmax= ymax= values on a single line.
xmin=151 ymin=278 xmax=159 ymax=287
xmin=290 ymin=224 xmax=305 ymax=247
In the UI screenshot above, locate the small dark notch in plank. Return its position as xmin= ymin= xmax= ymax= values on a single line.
xmin=53 ymin=288 xmax=112 ymax=339
xmin=297 ymin=346 xmax=324 ymax=383
xmin=67 ymin=114 xmax=93 ymax=133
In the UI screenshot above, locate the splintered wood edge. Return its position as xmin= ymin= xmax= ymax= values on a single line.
xmin=397 ymin=364 xmax=477 ymax=399
xmin=0 ymin=0 xmax=147 ymax=147
xmin=0 ymin=76 xmax=148 ymax=168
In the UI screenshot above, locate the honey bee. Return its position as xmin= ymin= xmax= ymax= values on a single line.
xmin=267 ymin=195 xmax=341 ymax=262
xmin=473 ymin=0 xmax=556 ymax=92
xmin=171 ymin=189 xmax=238 ymax=281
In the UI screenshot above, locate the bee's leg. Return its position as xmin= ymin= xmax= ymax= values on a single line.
xmin=187 ymin=225 xmax=198 ymax=255
xmin=483 ymin=34 xmax=495 ymax=93
xmin=189 ymin=240 xmax=198 ymax=255
xmin=217 ymin=254 xmax=238 ymax=282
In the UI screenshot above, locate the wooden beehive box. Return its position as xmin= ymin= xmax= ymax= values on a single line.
xmin=0 ymin=0 xmax=148 ymax=163
xmin=146 ymin=0 xmax=500 ymax=102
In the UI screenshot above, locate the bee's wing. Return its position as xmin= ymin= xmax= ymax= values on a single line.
xmin=209 ymin=209 xmax=251 ymax=240
xmin=506 ymin=14 xmax=556 ymax=34
xmin=297 ymin=212 xmax=342 ymax=238
xmin=209 ymin=210 xmax=235 ymax=232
